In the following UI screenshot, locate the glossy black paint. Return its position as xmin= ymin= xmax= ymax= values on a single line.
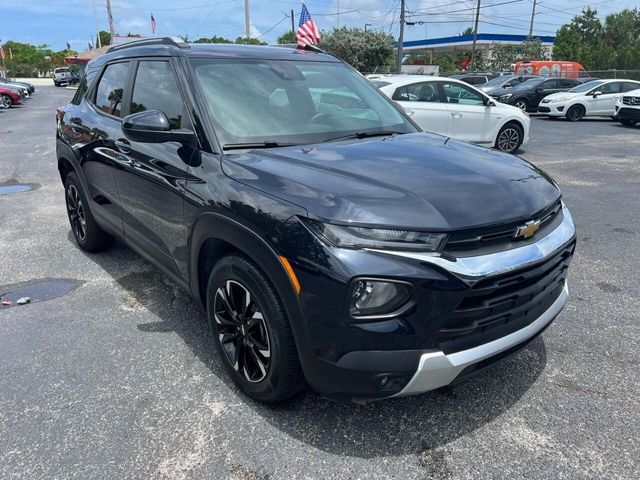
xmin=493 ymin=77 xmax=581 ymax=111
xmin=56 ymin=42 xmax=566 ymax=399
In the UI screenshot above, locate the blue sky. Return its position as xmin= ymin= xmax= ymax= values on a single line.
xmin=1 ymin=0 xmax=637 ymax=52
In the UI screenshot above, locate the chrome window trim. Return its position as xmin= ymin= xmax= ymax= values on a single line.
xmin=393 ymin=282 xmax=568 ymax=397
xmin=368 ymin=202 xmax=575 ymax=285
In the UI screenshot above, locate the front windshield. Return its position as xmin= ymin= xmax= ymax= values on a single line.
xmin=568 ymin=80 xmax=605 ymax=93
xmin=511 ymin=78 xmax=543 ymax=90
xmin=190 ymin=58 xmax=416 ymax=147
xmin=482 ymin=76 xmax=512 ymax=88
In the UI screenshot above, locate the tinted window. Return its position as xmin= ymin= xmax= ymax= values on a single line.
xmin=568 ymin=80 xmax=605 ymax=93
xmin=463 ymin=76 xmax=486 ymax=85
xmin=441 ymin=82 xmax=485 ymax=106
xmin=541 ymin=79 xmax=559 ymax=89
xmin=392 ymin=82 xmax=440 ymax=102
xmin=94 ymin=62 xmax=129 ymax=118
xmin=560 ymin=79 xmax=577 ymax=88
xmin=622 ymin=82 xmax=640 ymax=93
xmin=597 ymin=82 xmax=620 ymax=94
xmin=131 ymin=61 xmax=185 ymax=129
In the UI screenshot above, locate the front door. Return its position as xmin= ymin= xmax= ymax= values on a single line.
xmin=439 ymin=81 xmax=494 ymax=143
xmin=589 ymin=82 xmax=622 ymax=115
xmin=112 ymin=59 xmax=196 ymax=280
xmin=534 ymin=79 xmax=562 ymax=108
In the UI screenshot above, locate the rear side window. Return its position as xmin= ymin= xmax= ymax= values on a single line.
xmin=622 ymin=82 xmax=640 ymax=93
xmin=131 ymin=61 xmax=185 ymax=129
xmin=94 ymin=62 xmax=130 ymax=118
xmin=441 ymin=82 xmax=485 ymax=106
xmin=392 ymin=82 xmax=440 ymax=102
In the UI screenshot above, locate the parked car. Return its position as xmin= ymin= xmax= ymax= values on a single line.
xmin=0 ymin=76 xmax=34 ymax=95
xmin=0 ymin=80 xmax=29 ymax=98
xmin=450 ymin=72 xmax=499 ymax=86
xmin=52 ymin=67 xmax=73 ymax=86
xmin=514 ymin=60 xmax=590 ymax=79
xmin=493 ymin=77 xmax=582 ymax=112
xmin=538 ymin=79 xmax=640 ymax=121
xmin=56 ymin=38 xmax=576 ymax=404
xmin=479 ymin=74 xmax=538 ymax=96
xmin=378 ymin=75 xmax=530 ymax=153
xmin=614 ymin=88 xmax=640 ymax=127
xmin=0 ymin=86 xmax=23 ymax=108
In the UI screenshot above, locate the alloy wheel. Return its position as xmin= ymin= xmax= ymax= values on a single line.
xmin=497 ymin=127 xmax=521 ymax=152
xmin=66 ymin=184 xmax=87 ymax=241
xmin=1 ymin=96 xmax=11 ymax=108
xmin=514 ymin=100 xmax=527 ymax=111
xmin=214 ymin=280 xmax=271 ymax=383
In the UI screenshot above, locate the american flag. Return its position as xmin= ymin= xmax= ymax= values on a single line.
xmin=297 ymin=3 xmax=320 ymax=47
xmin=151 ymin=13 xmax=157 ymax=34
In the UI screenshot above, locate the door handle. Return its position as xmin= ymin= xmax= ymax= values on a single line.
xmin=115 ymin=138 xmax=131 ymax=154
xmin=450 ymin=112 xmax=462 ymax=118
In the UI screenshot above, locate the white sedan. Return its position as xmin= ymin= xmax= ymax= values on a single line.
xmin=375 ymin=75 xmax=530 ymax=153
xmin=538 ymin=79 xmax=640 ymax=121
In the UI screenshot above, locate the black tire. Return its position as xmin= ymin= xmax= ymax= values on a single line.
xmin=565 ymin=105 xmax=585 ymax=122
xmin=64 ymin=172 xmax=114 ymax=252
xmin=513 ymin=98 xmax=529 ymax=111
xmin=54 ymin=82 xmax=60 ymax=87
xmin=495 ymin=122 xmax=524 ymax=154
xmin=206 ymin=254 xmax=304 ymax=403
xmin=1 ymin=94 xmax=13 ymax=108
xmin=620 ymin=119 xmax=637 ymax=127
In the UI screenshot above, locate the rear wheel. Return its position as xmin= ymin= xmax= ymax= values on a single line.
xmin=514 ymin=99 xmax=529 ymax=111
xmin=620 ymin=119 xmax=637 ymax=127
xmin=1 ymin=95 xmax=12 ymax=108
xmin=64 ymin=172 xmax=114 ymax=252
xmin=566 ymin=105 xmax=585 ymax=122
xmin=206 ymin=254 xmax=304 ymax=403
xmin=495 ymin=122 xmax=524 ymax=154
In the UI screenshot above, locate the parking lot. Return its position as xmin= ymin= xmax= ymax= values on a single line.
xmin=1 ymin=86 xmax=638 ymax=479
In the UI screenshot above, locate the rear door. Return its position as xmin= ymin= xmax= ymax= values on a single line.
xmin=392 ymin=81 xmax=450 ymax=136
xmin=111 ymin=58 xmax=195 ymax=280
xmin=534 ymin=79 xmax=562 ymax=107
xmin=439 ymin=81 xmax=494 ymax=143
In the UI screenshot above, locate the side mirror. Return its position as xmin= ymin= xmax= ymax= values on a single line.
xmin=122 ymin=110 xmax=195 ymax=144
xmin=591 ymin=91 xmax=602 ymax=98
xmin=534 ymin=87 xmax=543 ymax=93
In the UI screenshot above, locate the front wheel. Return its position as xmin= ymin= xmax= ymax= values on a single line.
xmin=1 ymin=94 xmax=13 ymax=108
xmin=495 ymin=122 xmax=524 ymax=154
xmin=565 ymin=105 xmax=585 ymax=122
xmin=206 ymin=255 xmax=304 ymax=403
xmin=619 ymin=119 xmax=637 ymax=127
xmin=514 ymin=99 xmax=529 ymax=111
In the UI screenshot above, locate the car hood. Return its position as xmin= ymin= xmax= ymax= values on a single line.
xmin=221 ymin=133 xmax=560 ymax=230
xmin=544 ymin=91 xmax=579 ymax=101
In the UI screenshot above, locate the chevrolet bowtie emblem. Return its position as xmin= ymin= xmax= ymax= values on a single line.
xmin=514 ymin=219 xmax=541 ymax=239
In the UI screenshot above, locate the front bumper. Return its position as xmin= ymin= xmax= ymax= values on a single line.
xmin=538 ymin=102 xmax=567 ymax=116
xmin=614 ymin=106 xmax=640 ymax=121
xmin=288 ymin=204 xmax=576 ymax=401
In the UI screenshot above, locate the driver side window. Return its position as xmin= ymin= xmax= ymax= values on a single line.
xmin=597 ymin=82 xmax=619 ymax=95
xmin=440 ymin=82 xmax=485 ymax=106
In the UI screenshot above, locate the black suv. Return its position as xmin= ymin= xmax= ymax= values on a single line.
xmin=56 ymin=38 xmax=576 ymax=403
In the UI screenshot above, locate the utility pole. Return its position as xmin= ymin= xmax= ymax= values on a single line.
xmin=528 ymin=0 xmax=537 ymax=38
xmin=365 ymin=24 xmax=372 ymax=32
xmin=470 ymin=0 xmax=481 ymax=71
xmin=337 ymin=0 xmax=340 ymax=28
xmin=105 ymin=0 xmax=115 ymax=38
xmin=244 ymin=0 xmax=251 ymax=39
xmin=92 ymin=0 xmax=101 ymax=48
xmin=396 ymin=0 xmax=405 ymax=74
xmin=291 ymin=9 xmax=295 ymax=34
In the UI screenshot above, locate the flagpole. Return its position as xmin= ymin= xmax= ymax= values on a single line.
xmin=92 ymin=0 xmax=101 ymax=48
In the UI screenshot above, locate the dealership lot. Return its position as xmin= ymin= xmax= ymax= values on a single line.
xmin=1 ymin=87 xmax=638 ymax=479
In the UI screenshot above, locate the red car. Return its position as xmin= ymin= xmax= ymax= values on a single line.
xmin=1 ymin=87 xmax=23 ymax=108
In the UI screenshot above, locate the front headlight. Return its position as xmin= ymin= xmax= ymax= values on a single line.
xmin=499 ymin=93 xmax=513 ymax=101
xmin=300 ymin=218 xmax=447 ymax=252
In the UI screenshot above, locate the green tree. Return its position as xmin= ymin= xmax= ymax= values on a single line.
xmin=602 ymin=8 xmax=640 ymax=69
xmin=194 ymin=36 xmax=233 ymax=44
xmin=277 ymin=31 xmax=296 ymax=44
xmin=319 ymin=27 xmax=395 ymax=72
xmin=488 ymin=38 xmax=548 ymax=71
xmin=553 ymin=8 xmax=608 ymax=69
xmin=234 ymin=37 xmax=267 ymax=45
xmin=96 ymin=30 xmax=111 ymax=47
xmin=460 ymin=27 xmax=475 ymax=36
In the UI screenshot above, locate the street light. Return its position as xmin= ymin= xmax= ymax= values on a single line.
xmin=364 ymin=23 xmax=372 ymax=32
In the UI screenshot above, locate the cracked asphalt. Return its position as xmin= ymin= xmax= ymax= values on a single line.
xmin=1 ymin=86 xmax=638 ymax=479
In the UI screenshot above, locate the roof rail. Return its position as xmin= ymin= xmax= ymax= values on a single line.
xmin=106 ymin=37 xmax=189 ymax=53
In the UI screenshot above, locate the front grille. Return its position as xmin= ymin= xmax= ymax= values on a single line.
xmin=538 ymin=106 xmax=551 ymax=113
xmin=444 ymin=200 xmax=562 ymax=257
xmin=437 ymin=239 xmax=576 ymax=354
xmin=622 ymin=96 xmax=640 ymax=106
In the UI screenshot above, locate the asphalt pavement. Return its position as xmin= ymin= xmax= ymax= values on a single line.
xmin=1 ymin=86 xmax=639 ymax=479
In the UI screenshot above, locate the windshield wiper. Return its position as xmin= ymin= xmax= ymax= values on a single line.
xmin=324 ymin=131 xmax=405 ymax=142
xmin=223 ymin=141 xmax=296 ymax=150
